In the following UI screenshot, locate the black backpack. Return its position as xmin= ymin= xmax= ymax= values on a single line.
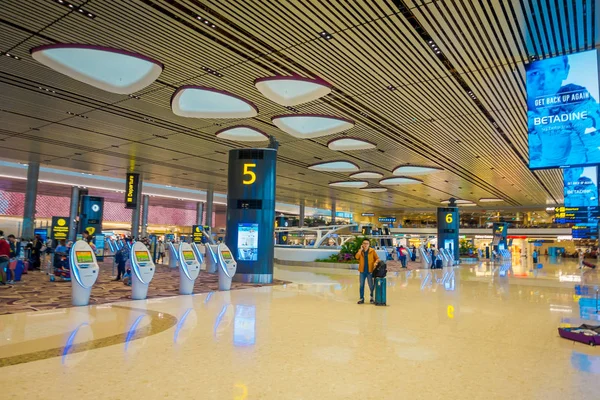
xmin=372 ymin=260 xmax=387 ymax=278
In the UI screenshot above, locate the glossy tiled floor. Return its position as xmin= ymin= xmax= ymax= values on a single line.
xmin=1 ymin=256 xmax=599 ymax=399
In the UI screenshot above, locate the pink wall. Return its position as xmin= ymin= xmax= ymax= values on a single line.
xmin=0 ymin=190 xmax=225 ymax=227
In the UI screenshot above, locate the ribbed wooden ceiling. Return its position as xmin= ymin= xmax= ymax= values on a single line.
xmin=0 ymin=0 xmax=597 ymax=214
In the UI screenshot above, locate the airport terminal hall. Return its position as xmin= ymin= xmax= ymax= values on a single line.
xmin=1 ymin=1 xmax=600 ymax=399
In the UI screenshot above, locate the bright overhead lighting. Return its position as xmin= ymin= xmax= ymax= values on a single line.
xmin=171 ymin=86 xmax=258 ymax=119
xmin=328 ymin=137 xmax=376 ymax=151
xmin=440 ymin=199 xmax=473 ymax=204
xmin=329 ymin=181 xmax=368 ymax=188
xmin=360 ymin=187 xmax=387 ymax=193
xmin=392 ymin=165 xmax=442 ymax=175
xmin=308 ymin=161 xmax=359 ymax=172
xmin=254 ymin=76 xmax=331 ymax=106
xmin=379 ymin=177 xmax=422 ymax=185
xmin=350 ymin=171 xmax=383 ymax=179
xmin=479 ymin=198 xmax=504 ymax=202
xmin=215 ymin=126 xmax=269 ymax=142
xmin=30 ymin=44 xmax=163 ymax=94
xmin=459 ymin=203 xmax=477 ymax=207
xmin=272 ymin=114 xmax=354 ymax=139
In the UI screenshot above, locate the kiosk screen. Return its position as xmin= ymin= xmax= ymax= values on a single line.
xmin=182 ymin=250 xmax=195 ymax=261
xmin=221 ymin=250 xmax=233 ymax=260
xmin=135 ymin=251 xmax=150 ymax=262
xmin=76 ymin=251 xmax=93 ymax=264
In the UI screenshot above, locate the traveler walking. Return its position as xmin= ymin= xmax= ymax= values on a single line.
xmin=157 ymin=240 xmax=165 ymax=263
xmin=411 ymin=245 xmax=417 ymax=262
xmin=532 ymin=249 xmax=538 ymax=265
xmin=398 ymin=245 xmax=408 ymax=268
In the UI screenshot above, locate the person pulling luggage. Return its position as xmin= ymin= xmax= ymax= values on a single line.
xmin=355 ymin=239 xmax=380 ymax=304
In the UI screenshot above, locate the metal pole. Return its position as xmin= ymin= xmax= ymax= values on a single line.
xmin=196 ymin=202 xmax=204 ymax=225
xmin=206 ymin=188 xmax=214 ymax=229
xmin=299 ymin=200 xmax=305 ymax=228
xmin=131 ymin=175 xmax=143 ymax=239
xmin=331 ymin=200 xmax=336 ymax=225
xmin=141 ymin=194 xmax=150 ymax=237
xmin=68 ymin=186 xmax=79 ymax=242
xmin=22 ymin=162 xmax=40 ymax=238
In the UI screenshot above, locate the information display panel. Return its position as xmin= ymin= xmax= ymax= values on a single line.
xmin=564 ymin=166 xmax=598 ymax=207
xmin=237 ymin=223 xmax=258 ymax=261
xmin=527 ymin=49 xmax=600 ymax=169
xmin=76 ymin=251 xmax=93 ymax=264
xmin=135 ymin=251 xmax=150 ymax=262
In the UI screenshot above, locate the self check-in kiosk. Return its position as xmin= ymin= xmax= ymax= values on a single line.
xmin=217 ymin=243 xmax=237 ymax=291
xmin=130 ymin=241 xmax=155 ymax=300
xmin=192 ymin=243 xmax=205 ymax=269
xmin=178 ymin=242 xmax=201 ymax=295
xmin=70 ymin=240 xmax=100 ymax=306
xmin=168 ymin=242 xmax=179 ymax=269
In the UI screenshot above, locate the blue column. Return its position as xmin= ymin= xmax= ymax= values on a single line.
xmin=225 ymin=148 xmax=277 ymax=283
xmin=22 ymin=162 xmax=40 ymax=238
xmin=437 ymin=204 xmax=459 ymax=259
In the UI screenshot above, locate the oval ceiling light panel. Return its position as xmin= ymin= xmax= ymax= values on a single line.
xmin=171 ymin=86 xmax=258 ymax=119
xmin=308 ymin=160 xmax=359 ymax=172
xmin=479 ymin=198 xmax=504 ymax=203
xmin=30 ymin=44 xmax=163 ymax=94
xmin=392 ymin=165 xmax=443 ymax=175
xmin=329 ymin=181 xmax=368 ymax=188
xmin=254 ymin=76 xmax=332 ymax=106
xmin=360 ymin=187 xmax=388 ymax=193
xmin=272 ymin=114 xmax=354 ymax=139
xmin=328 ymin=137 xmax=376 ymax=151
xmin=440 ymin=199 xmax=472 ymax=204
xmin=350 ymin=171 xmax=383 ymax=179
xmin=379 ymin=177 xmax=423 ymax=185
xmin=215 ymin=126 xmax=268 ymax=142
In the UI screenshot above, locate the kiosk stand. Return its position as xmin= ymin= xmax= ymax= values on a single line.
xmin=217 ymin=243 xmax=237 ymax=290
xmin=178 ymin=242 xmax=201 ymax=295
xmin=70 ymin=240 xmax=100 ymax=306
xmin=168 ymin=242 xmax=179 ymax=269
xmin=205 ymin=244 xmax=219 ymax=273
xmin=192 ymin=243 xmax=205 ymax=269
xmin=130 ymin=241 xmax=156 ymax=300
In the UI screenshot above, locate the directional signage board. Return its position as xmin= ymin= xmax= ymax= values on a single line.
xmin=572 ymin=224 xmax=598 ymax=239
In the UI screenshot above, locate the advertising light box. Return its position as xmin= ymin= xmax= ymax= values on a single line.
xmin=527 ymin=49 xmax=600 ymax=169
xmin=564 ymin=166 xmax=598 ymax=207
xmin=237 ymin=223 xmax=258 ymax=261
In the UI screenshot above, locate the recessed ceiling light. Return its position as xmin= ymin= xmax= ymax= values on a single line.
xmin=320 ymin=31 xmax=333 ymax=40
xmin=254 ymin=76 xmax=332 ymax=106
xmin=308 ymin=160 xmax=359 ymax=172
xmin=171 ymin=86 xmax=258 ymax=118
xmin=272 ymin=114 xmax=354 ymax=139
xmin=392 ymin=165 xmax=443 ymax=175
xmin=216 ymin=125 xmax=269 ymax=142
xmin=329 ymin=181 xmax=368 ymax=188
xmin=30 ymin=44 xmax=163 ymax=94
xmin=350 ymin=171 xmax=383 ymax=179
xmin=379 ymin=177 xmax=422 ymax=185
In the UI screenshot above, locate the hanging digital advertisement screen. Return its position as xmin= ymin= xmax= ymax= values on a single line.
xmin=564 ymin=166 xmax=599 ymax=207
xmin=237 ymin=223 xmax=258 ymax=261
xmin=527 ymin=49 xmax=600 ymax=169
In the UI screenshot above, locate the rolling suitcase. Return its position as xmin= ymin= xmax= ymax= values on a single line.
xmin=14 ymin=260 xmax=24 ymax=281
xmin=582 ymin=261 xmax=596 ymax=269
xmin=374 ymin=277 xmax=387 ymax=306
